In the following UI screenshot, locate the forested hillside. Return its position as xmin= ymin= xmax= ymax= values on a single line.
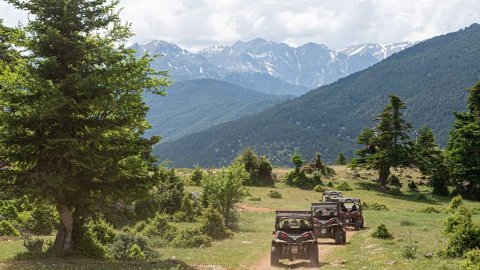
xmin=154 ymin=24 xmax=480 ymax=167
xmin=144 ymin=79 xmax=291 ymax=142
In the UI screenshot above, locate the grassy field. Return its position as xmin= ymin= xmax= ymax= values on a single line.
xmin=1 ymin=165 xmax=479 ymax=269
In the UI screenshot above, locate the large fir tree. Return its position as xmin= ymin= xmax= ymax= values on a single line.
xmin=447 ymin=81 xmax=480 ymax=200
xmin=0 ymin=0 xmax=169 ymax=253
xmin=350 ymin=95 xmax=413 ymax=186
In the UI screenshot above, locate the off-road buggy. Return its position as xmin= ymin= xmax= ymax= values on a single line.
xmin=322 ymin=191 xmax=343 ymax=202
xmin=270 ymin=211 xmax=319 ymax=267
xmin=311 ymin=202 xmax=346 ymax=244
xmin=339 ymin=198 xmax=364 ymax=231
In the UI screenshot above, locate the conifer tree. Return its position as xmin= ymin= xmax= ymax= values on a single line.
xmin=0 ymin=0 xmax=169 ymax=253
xmin=335 ymin=152 xmax=347 ymax=165
xmin=350 ymin=96 xmax=414 ymax=186
xmin=447 ymin=81 xmax=480 ymax=200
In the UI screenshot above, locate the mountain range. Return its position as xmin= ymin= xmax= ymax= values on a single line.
xmin=132 ymin=39 xmax=414 ymax=95
xmin=153 ymin=24 xmax=480 ymax=167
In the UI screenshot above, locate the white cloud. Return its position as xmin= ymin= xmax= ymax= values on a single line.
xmin=1 ymin=0 xmax=479 ymax=51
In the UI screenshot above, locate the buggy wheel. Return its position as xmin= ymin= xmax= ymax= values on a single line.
xmin=309 ymin=243 xmax=319 ymax=267
xmin=342 ymin=230 xmax=347 ymax=244
xmin=270 ymin=244 xmax=280 ymax=267
xmin=354 ymin=220 xmax=361 ymax=231
xmin=334 ymin=229 xmax=343 ymax=244
xmin=360 ymin=220 xmax=365 ymax=229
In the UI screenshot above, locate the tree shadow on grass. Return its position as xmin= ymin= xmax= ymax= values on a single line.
xmin=2 ymin=257 xmax=194 ymax=270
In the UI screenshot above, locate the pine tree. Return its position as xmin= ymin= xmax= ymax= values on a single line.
xmin=0 ymin=0 xmax=169 ymax=253
xmin=414 ymin=126 xmax=449 ymax=195
xmin=335 ymin=152 xmax=347 ymax=165
xmin=447 ymin=81 xmax=480 ymax=200
xmin=350 ymin=96 xmax=414 ymax=186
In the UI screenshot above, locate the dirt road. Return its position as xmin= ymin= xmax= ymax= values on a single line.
xmin=249 ymin=230 xmax=357 ymax=270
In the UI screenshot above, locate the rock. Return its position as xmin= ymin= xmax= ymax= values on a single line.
xmin=425 ymin=252 xmax=434 ymax=258
xmin=387 ymin=261 xmax=397 ymax=265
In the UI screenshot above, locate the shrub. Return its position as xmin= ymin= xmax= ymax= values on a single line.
xmin=110 ymin=232 xmax=158 ymax=261
xmin=190 ymin=166 xmax=204 ymax=186
xmin=284 ymin=170 xmax=316 ymax=189
xmin=88 ymin=219 xmax=116 ymax=246
xmin=200 ymin=205 xmax=232 ymax=240
xmin=249 ymin=197 xmax=261 ymax=201
xmin=444 ymin=222 xmax=480 ymax=257
xmin=419 ymin=206 xmax=440 ymax=213
xmin=128 ymin=244 xmax=146 ymax=260
xmin=445 ymin=195 xmax=464 ymax=213
xmin=77 ymin=228 xmax=107 ymax=259
xmin=443 ymin=206 xmax=472 ymax=235
xmin=400 ymin=220 xmax=415 ymax=226
xmin=133 ymin=220 xmax=148 ymax=233
xmin=402 ymin=244 xmax=418 ymax=259
xmin=408 ymin=180 xmax=418 ymax=191
xmin=462 ymin=249 xmax=480 ymax=270
xmin=171 ymin=228 xmax=212 ymax=248
xmin=387 ymin=174 xmax=402 ymax=188
xmin=141 ymin=213 xmax=177 ymax=247
xmin=29 ymin=205 xmax=57 ymax=235
xmin=311 ymin=171 xmax=323 ymax=186
xmin=268 ymin=191 xmax=282 ymax=199
xmin=0 ymin=203 xmax=18 ymax=221
xmin=327 ymin=181 xmax=334 ymax=187
xmin=336 ymin=181 xmax=353 ymax=191
xmin=387 ymin=187 xmax=402 ymax=195
xmin=362 ymin=202 xmax=389 ymax=211
xmin=313 ymin=185 xmax=326 ymax=192
xmin=23 ymin=236 xmax=44 ymax=252
xmin=172 ymin=194 xmax=197 ymax=222
xmin=371 ymin=224 xmax=393 ymax=239
xmin=414 ymin=193 xmax=427 ymax=201
xmin=234 ymin=148 xmax=274 ymax=186
xmin=0 ymin=220 xmax=20 ymax=237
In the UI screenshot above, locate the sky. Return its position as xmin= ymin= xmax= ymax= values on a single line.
xmin=1 ymin=0 xmax=480 ymax=51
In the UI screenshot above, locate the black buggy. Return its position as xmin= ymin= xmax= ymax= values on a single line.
xmin=270 ymin=211 xmax=319 ymax=267
xmin=311 ymin=202 xmax=346 ymax=244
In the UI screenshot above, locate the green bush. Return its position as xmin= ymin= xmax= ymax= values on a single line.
xmin=190 ymin=166 xmax=204 ymax=186
xmin=400 ymin=220 xmax=415 ymax=226
xmin=77 ymin=228 xmax=107 ymax=259
xmin=362 ymin=202 xmax=389 ymax=211
xmin=109 ymin=232 xmax=158 ymax=261
xmin=234 ymin=148 xmax=274 ymax=186
xmin=0 ymin=203 xmax=19 ymax=221
xmin=23 ymin=236 xmax=44 ymax=252
xmin=443 ymin=207 xmax=473 ymax=235
xmin=29 ymin=206 xmax=57 ymax=235
xmin=408 ymin=180 xmax=418 ymax=191
xmin=248 ymin=197 xmax=261 ymax=201
xmin=0 ymin=220 xmax=20 ymax=237
xmin=284 ymin=170 xmax=319 ymax=189
xmin=327 ymin=181 xmax=334 ymax=187
xmin=141 ymin=213 xmax=177 ymax=247
xmin=128 ymin=244 xmax=145 ymax=260
xmin=442 ymin=206 xmax=480 ymax=257
xmin=371 ymin=224 xmax=393 ymax=239
xmin=336 ymin=181 xmax=353 ymax=191
xmin=445 ymin=195 xmax=464 ymax=213
xmin=171 ymin=228 xmax=212 ymax=248
xmin=200 ymin=205 xmax=232 ymax=240
xmin=313 ymin=185 xmax=326 ymax=192
xmin=419 ymin=206 xmax=440 ymax=213
xmin=402 ymin=244 xmax=418 ymax=259
xmin=88 ymin=219 xmax=116 ymax=246
xmin=462 ymin=249 xmax=480 ymax=270
xmin=413 ymin=193 xmax=427 ymax=201
xmin=387 ymin=174 xmax=402 ymax=188
xmin=268 ymin=190 xmax=282 ymax=199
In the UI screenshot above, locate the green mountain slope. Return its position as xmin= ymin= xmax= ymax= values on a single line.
xmin=154 ymin=24 xmax=480 ymax=167
xmin=145 ymin=79 xmax=291 ymax=142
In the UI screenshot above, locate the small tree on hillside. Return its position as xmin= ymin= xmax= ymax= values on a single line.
xmin=201 ymin=163 xmax=249 ymax=227
xmin=234 ymin=148 xmax=274 ymax=186
xmin=350 ymin=95 xmax=414 ymax=187
xmin=335 ymin=152 xmax=347 ymax=165
xmin=414 ymin=126 xmax=449 ymax=195
xmin=447 ymin=81 xmax=480 ymax=200
xmin=0 ymin=0 xmax=169 ymax=253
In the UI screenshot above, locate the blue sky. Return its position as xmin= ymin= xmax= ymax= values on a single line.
xmin=1 ymin=0 xmax=479 ymax=51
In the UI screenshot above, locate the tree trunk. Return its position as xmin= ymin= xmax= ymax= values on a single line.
xmin=378 ymin=166 xmax=390 ymax=187
xmin=53 ymin=203 xmax=74 ymax=253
